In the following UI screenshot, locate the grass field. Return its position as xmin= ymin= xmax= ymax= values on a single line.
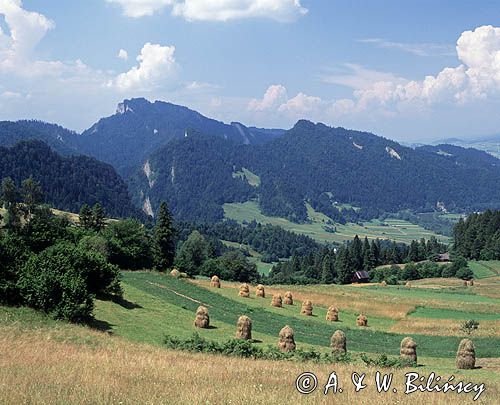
xmin=2 ymin=308 xmax=497 ymax=404
xmin=1 ymin=268 xmax=499 ymax=404
xmin=223 ymin=201 xmax=449 ymax=244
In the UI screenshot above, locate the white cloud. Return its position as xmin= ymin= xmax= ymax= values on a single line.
xmin=118 ymin=48 xmax=128 ymax=60
xmin=111 ymin=42 xmax=178 ymax=91
xmin=278 ymin=92 xmax=323 ymax=114
xmin=321 ymin=25 xmax=500 ymax=118
xmin=172 ymin=0 xmax=307 ymax=22
xmin=106 ymin=0 xmax=307 ymax=21
xmin=358 ymin=38 xmax=454 ymax=57
xmin=321 ymin=63 xmax=406 ymax=90
xmin=106 ymin=0 xmax=174 ymax=17
xmin=0 ymin=0 xmax=56 ymax=75
xmin=248 ymin=84 xmax=287 ymax=111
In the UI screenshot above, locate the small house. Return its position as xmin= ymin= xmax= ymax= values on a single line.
xmin=437 ymin=253 xmax=450 ymax=262
xmin=352 ymin=270 xmax=370 ymax=283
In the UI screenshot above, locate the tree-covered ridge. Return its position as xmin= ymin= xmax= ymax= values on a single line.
xmin=454 ymin=210 xmax=500 ymax=260
xmin=136 ymin=120 xmax=500 ymax=223
xmin=79 ymin=98 xmax=283 ymax=177
xmin=0 ymin=140 xmax=140 ymax=218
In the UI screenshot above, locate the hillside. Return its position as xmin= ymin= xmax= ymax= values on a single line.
xmin=78 ymin=98 xmax=284 ymax=177
xmin=134 ymin=120 xmax=500 ymax=222
xmin=2 ymin=268 xmax=499 ymax=403
xmin=2 ymin=101 xmax=500 ymax=226
xmin=0 ymin=140 xmax=140 ymax=218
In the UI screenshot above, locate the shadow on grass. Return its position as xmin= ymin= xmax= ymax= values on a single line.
xmin=110 ymin=296 xmax=143 ymax=310
xmin=88 ymin=318 xmax=114 ymax=333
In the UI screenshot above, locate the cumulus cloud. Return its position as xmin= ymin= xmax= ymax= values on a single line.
xmin=117 ymin=48 xmax=128 ymax=60
xmin=106 ymin=0 xmax=174 ymax=17
xmin=248 ymin=84 xmax=287 ymax=111
xmin=0 ymin=0 xmax=57 ymax=75
xmin=107 ymin=0 xmax=307 ymax=21
xmin=111 ymin=42 xmax=178 ymax=91
xmin=249 ymin=25 xmax=500 ymax=127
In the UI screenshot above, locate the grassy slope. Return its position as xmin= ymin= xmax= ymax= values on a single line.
xmin=93 ymin=272 xmax=499 ymax=360
xmin=2 ymin=307 xmax=498 ymax=404
xmin=223 ymin=201 xmax=449 ymax=244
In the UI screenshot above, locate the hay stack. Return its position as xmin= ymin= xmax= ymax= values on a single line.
xmin=239 ymin=283 xmax=250 ymax=298
xmin=271 ymin=294 xmax=282 ymax=308
xmin=211 ymin=275 xmax=221 ymax=288
xmin=356 ymin=314 xmax=368 ymax=327
xmin=400 ymin=337 xmax=417 ymax=364
xmin=283 ymin=291 xmax=293 ymax=305
xmin=256 ymin=284 xmax=265 ymax=298
xmin=278 ymin=325 xmax=296 ymax=352
xmin=170 ymin=269 xmax=180 ymax=277
xmin=456 ymin=339 xmax=476 ymax=369
xmin=381 ymin=280 xmax=387 ymax=287
xmin=194 ymin=306 xmax=210 ymax=328
xmin=463 ymin=280 xmax=468 ymax=286
xmin=405 ymin=281 xmax=411 ymax=289
xmin=235 ymin=315 xmax=252 ymax=340
xmin=326 ymin=306 xmax=339 ymax=322
xmin=468 ymin=279 xmax=474 ymax=287
xmin=330 ymin=330 xmax=347 ymax=355
xmin=301 ymin=300 xmax=313 ymax=316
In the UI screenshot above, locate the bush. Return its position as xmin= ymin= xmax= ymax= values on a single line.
xmin=163 ymin=333 xmax=353 ymax=364
xmin=103 ymin=219 xmax=152 ymax=270
xmin=460 ymin=319 xmax=479 ymax=336
xmin=17 ymin=242 xmax=121 ymax=322
xmin=360 ymin=353 xmax=415 ymax=368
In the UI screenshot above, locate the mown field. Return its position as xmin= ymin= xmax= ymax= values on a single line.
xmin=223 ymin=201 xmax=449 ymax=244
xmin=1 ymin=266 xmax=499 ymax=404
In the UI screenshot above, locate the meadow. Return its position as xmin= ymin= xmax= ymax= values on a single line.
xmin=223 ymin=201 xmax=449 ymax=244
xmin=1 ymin=265 xmax=499 ymax=404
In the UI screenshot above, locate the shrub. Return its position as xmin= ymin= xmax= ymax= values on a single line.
xmin=360 ymin=353 xmax=413 ymax=368
xmin=460 ymin=319 xmax=479 ymax=335
xmin=17 ymin=242 xmax=121 ymax=322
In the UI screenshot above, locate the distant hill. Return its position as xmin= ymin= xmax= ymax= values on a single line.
xmin=433 ymin=135 xmax=500 ymax=159
xmin=77 ymin=98 xmax=284 ymax=177
xmin=1 ymin=101 xmax=500 ymax=224
xmin=0 ymin=140 xmax=141 ymax=218
xmin=0 ymin=121 xmax=80 ymax=156
xmin=133 ymin=120 xmax=500 ymax=222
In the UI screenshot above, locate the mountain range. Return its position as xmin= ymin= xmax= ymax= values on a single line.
xmin=1 ymin=98 xmax=499 ymax=223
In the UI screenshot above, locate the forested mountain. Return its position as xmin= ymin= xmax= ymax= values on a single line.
xmin=134 ymin=120 xmax=500 ymax=222
xmin=0 ymin=121 xmax=80 ymax=156
xmin=77 ymin=98 xmax=283 ymax=177
xmin=0 ymin=140 xmax=140 ymax=218
xmin=2 ymin=101 xmax=499 ymax=224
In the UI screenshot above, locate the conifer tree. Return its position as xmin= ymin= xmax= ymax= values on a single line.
xmin=153 ymin=202 xmax=176 ymax=270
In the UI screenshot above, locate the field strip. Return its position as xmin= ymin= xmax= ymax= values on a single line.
xmin=146 ymin=281 xmax=208 ymax=306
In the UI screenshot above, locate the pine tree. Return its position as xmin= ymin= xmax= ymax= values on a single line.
xmin=79 ymin=204 xmax=93 ymax=229
xmin=321 ymin=254 xmax=335 ymax=284
xmin=370 ymin=239 xmax=380 ymax=267
xmin=362 ymin=237 xmax=372 ymax=270
xmin=407 ymin=240 xmax=420 ymax=262
xmin=335 ymin=246 xmax=354 ymax=284
xmin=153 ymin=202 xmax=176 ymax=270
xmin=21 ymin=177 xmax=44 ymax=220
xmin=350 ymin=235 xmax=363 ymax=271
xmin=91 ymin=203 xmax=106 ymax=232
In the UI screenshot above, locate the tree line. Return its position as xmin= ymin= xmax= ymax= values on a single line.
xmin=453 ymin=210 xmax=500 ymax=260
xmin=266 ymin=235 xmax=452 ymax=285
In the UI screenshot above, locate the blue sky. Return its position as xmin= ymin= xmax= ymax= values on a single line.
xmin=1 ymin=0 xmax=500 ymax=141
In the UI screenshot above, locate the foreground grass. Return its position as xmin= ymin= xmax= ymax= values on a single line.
xmin=0 ymin=306 xmax=498 ymax=404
